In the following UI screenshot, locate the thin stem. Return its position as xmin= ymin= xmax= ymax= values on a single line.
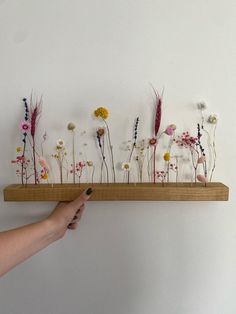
xmin=190 ymin=147 xmax=199 ymax=184
xmin=153 ymin=145 xmax=156 ymax=183
xmin=21 ymin=138 xmax=27 ymax=185
xmin=91 ymin=165 xmax=95 ymax=184
xmin=210 ymin=124 xmax=217 ymax=182
xmin=127 ymin=143 xmax=135 ymax=184
xmin=98 ymin=141 xmax=109 ymax=184
xmin=32 ymin=138 xmax=37 ymax=184
xmin=72 ymin=131 xmax=75 ymax=184
xmin=103 ymin=119 xmax=116 ymax=183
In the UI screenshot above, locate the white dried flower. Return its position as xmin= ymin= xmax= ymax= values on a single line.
xmin=121 ymin=162 xmax=131 ymax=171
xmin=208 ymin=114 xmax=218 ymax=124
xmin=56 ymin=139 xmax=65 ymax=149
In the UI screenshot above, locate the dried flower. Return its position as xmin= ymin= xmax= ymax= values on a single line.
xmin=30 ymin=104 xmax=41 ymax=138
xmin=20 ymin=121 xmax=31 ymax=132
xmin=197 ymin=102 xmax=207 ymax=111
xmin=149 ymin=137 xmax=157 ymax=146
xmin=41 ymin=172 xmax=49 ymax=180
xmin=208 ymin=114 xmax=218 ymax=124
xmin=97 ymin=127 xmax=105 ymax=136
xmin=56 ymin=139 xmax=65 ymax=149
xmin=155 ymin=170 xmax=167 ymax=183
xmin=197 ymin=156 xmax=206 ymax=164
xmin=39 ymin=156 xmax=50 ymax=172
xmin=16 ymin=146 xmax=22 ymax=153
xmin=94 ymin=107 xmax=109 ymax=119
xmin=87 ymin=161 xmax=93 ymax=167
xmin=67 ymin=122 xmax=76 ymax=131
xmin=165 ymin=126 xmax=174 ymax=136
xmin=170 ymin=163 xmax=178 ymax=171
xmin=150 ymin=86 xmax=162 ymax=137
xmin=169 ymin=124 xmax=176 ymax=130
xmin=121 ymin=162 xmax=131 ymax=171
xmin=163 ymin=152 xmax=171 ymax=161
xmin=197 ymin=174 xmax=208 ymax=183
xmin=175 ymin=132 xmax=198 ymax=148
xmin=77 ymin=161 xmax=86 ymax=168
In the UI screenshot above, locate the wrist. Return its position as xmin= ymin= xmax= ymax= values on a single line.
xmin=41 ymin=218 xmax=64 ymax=243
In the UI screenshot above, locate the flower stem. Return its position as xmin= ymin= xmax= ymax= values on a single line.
xmin=128 ymin=143 xmax=135 ymax=184
xmin=32 ymin=138 xmax=37 ymax=184
xmin=103 ymin=119 xmax=116 ymax=183
xmin=72 ymin=131 xmax=75 ymax=184
xmin=210 ymin=124 xmax=217 ymax=182
xmin=153 ymin=145 xmax=156 ymax=183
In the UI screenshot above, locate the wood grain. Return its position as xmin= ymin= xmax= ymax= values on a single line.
xmin=3 ymin=183 xmax=229 ymax=201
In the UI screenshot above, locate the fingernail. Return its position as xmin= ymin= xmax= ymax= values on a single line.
xmin=85 ymin=187 xmax=93 ymax=195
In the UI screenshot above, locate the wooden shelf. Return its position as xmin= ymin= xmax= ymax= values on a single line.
xmin=3 ymin=183 xmax=229 ymax=201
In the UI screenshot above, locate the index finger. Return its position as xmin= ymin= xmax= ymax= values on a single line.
xmin=70 ymin=187 xmax=93 ymax=209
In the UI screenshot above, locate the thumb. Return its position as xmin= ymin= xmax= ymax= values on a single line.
xmin=68 ymin=187 xmax=93 ymax=214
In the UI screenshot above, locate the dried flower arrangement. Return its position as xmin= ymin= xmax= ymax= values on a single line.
xmin=11 ymin=92 xmax=221 ymax=188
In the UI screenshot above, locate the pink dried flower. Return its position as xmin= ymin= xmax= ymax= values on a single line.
xmin=175 ymin=132 xmax=198 ymax=148
xmin=77 ymin=161 xmax=86 ymax=168
xmin=20 ymin=121 xmax=31 ymax=132
xmin=197 ymin=174 xmax=208 ymax=183
xmin=39 ymin=156 xmax=50 ymax=172
xmin=165 ymin=126 xmax=174 ymax=136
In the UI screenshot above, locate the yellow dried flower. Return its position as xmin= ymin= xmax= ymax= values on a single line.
xmin=67 ymin=122 xmax=76 ymax=131
xmin=16 ymin=147 xmax=22 ymax=153
xmin=169 ymin=124 xmax=177 ymax=130
xmin=163 ymin=152 xmax=170 ymax=161
xmin=41 ymin=173 xmax=49 ymax=180
xmin=94 ymin=107 xmax=109 ymax=119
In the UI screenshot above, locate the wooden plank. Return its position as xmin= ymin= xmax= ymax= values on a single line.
xmin=3 ymin=183 xmax=229 ymax=201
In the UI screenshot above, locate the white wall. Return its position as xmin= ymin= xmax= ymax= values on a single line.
xmin=0 ymin=0 xmax=235 ymax=313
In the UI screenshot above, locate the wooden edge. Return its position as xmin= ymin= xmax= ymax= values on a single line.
xmin=3 ymin=183 xmax=229 ymax=202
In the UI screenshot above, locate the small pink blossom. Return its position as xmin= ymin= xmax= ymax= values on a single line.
xmin=165 ymin=126 xmax=174 ymax=136
xmin=197 ymin=174 xmax=208 ymax=183
xmin=20 ymin=121 xmax=31 ymax=132
xmin=77 ymin=161 xmax=86 ymax=168
xmin=175 ymin=132 xmax=198 ymax=148
xmin=39 ymin=156 xmax=50 ymax=172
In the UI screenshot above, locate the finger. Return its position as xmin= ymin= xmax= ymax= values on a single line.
xmin=71 ymin=216 xmax=80 ymax=224
xmin=68 ymin=222 xmax=78 ymax=230
xmin=69 ymin=188 xmax=93 ymax=214
xmin=76 ymin=204 xmax=85 ymax=215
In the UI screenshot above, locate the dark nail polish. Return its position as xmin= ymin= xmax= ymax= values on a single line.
xmin=86 ymin=187 xmax=93 ymax=195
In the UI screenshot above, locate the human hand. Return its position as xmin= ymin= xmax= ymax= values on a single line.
xmin=46 ymin=187 xmax=93 ymax=241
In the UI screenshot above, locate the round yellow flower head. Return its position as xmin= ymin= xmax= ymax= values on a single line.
xmin=16 ymin=146 xmax=22 ymax=153
xmin=94 ymin=107 xmax=109 ymax=119
xmin=87 ymin=161 xmax=93 ymax=167
xmin=67 ymin=122 xmax=76 ymax=131
xmin=163 ymin=152 xmax=171 ymax=161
